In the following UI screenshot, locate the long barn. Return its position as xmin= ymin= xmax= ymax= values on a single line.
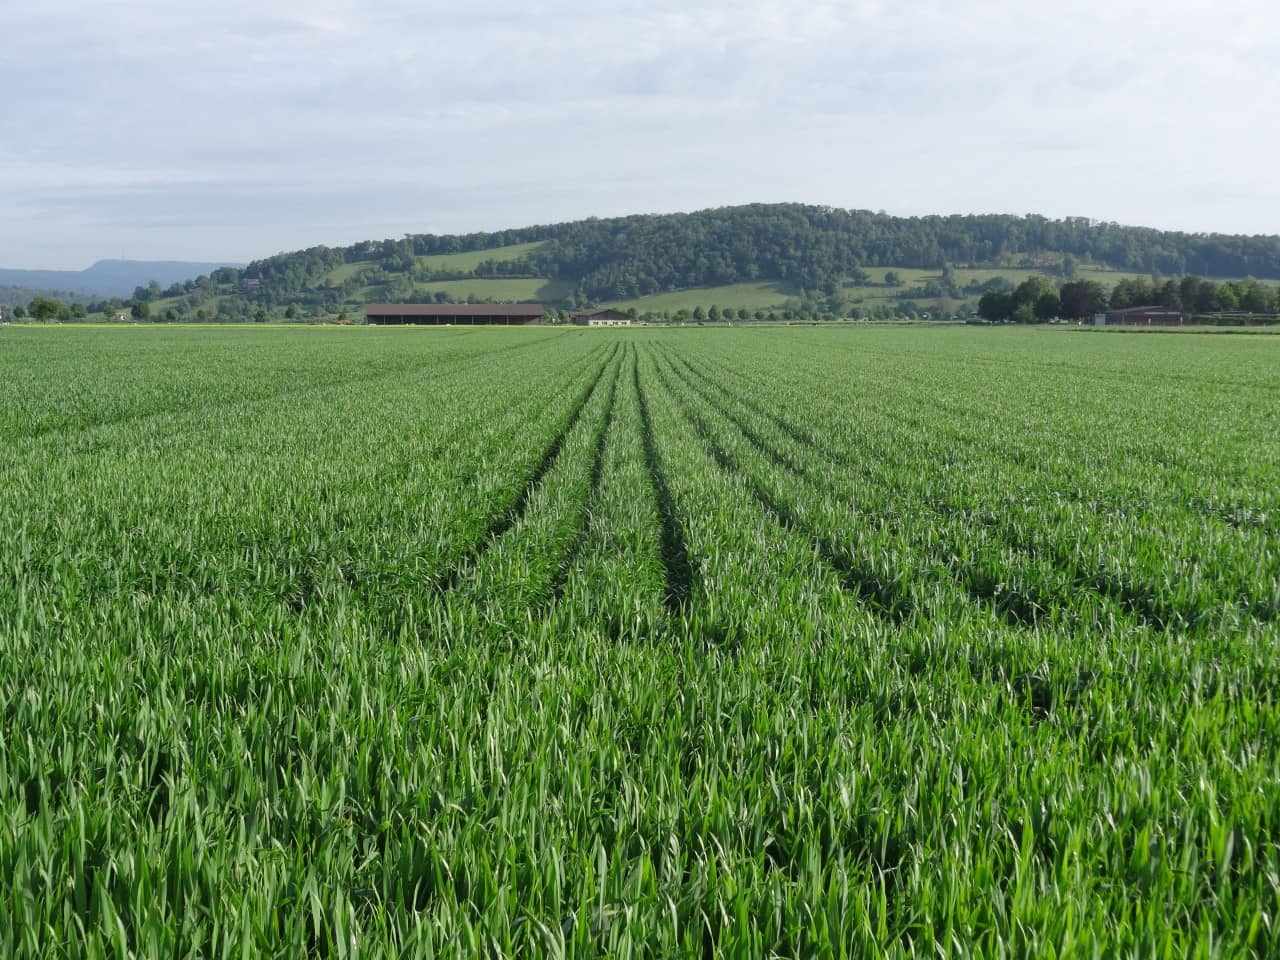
xmin=1093 ymin=305 xmax=1185 ymax=327
xmin=365 ymin=303 xmax=544 ymax=325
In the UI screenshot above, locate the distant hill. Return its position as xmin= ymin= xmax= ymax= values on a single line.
xmin=276 ymin=204 xmax=1280 ymax=298
xmin=0 ymin=259 xmax=243 ymax=298
xmin=22 ymin=203 xmax=1280 ymax=322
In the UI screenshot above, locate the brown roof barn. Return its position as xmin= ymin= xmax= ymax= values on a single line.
xmin=365 ymin=303 xmax=544 ymax=325
xmin=1094 ymin=306 xmax=1184 ymax=327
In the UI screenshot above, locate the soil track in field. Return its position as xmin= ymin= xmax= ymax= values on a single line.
xmin=657 ymin=346 xmax=1210 ymax=634
xmin=634 ymin=347 xmax=693 ymax=614
xmin=440 ymin=344 xmax=619 ymax=593
xmin=651 ymin=353 xmax=913 ymax=625
xmin=550 ymin=357 xmax=621 ymax=602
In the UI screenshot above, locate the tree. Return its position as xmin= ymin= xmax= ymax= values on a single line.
xmin=12 ymin=305 xmax=25 ymax=319
xmin=29 ymin=296 xmax=63 ymax=322
xmin=1011 ymin=275 xmax=1057 ymax=312
xmin=692 ymin=306 xmax=705 ymax=321
xmin=1155 ymin=279 xmax=1182 ymax=309
xmin=940 ymin=263 xmax=959 ymax=296
xmin=977 ymin=289 xmax=1013 ymax=322
xmin=1179 ymin=275 xmax=1204 ymax=311
xmin=1034 ymin=290 xmax=1061 ymax=321
xmin=1191 ymin=278 xmax=1222 ymax=313
xmin=884 ymin=271 xmax=902 ymax=287
xmin=132 ymin=280 xmax=163 ymax=302
xmin=1058 ymin=280 xmax=1108 ymax=320
xmin=1110 ymin=277 xmax=1155 ymax=309
xmin=131 ymin=301 xmax=151 ymax=321
xmin=69 ymin=303 xmax=88 ymax=321
xmin=708 ymin=305 xmax=721 ymax=321
xmin=1236 ymin=278 xmax=1274 ymax=313
xmin=284 ymin=305 xmax=299 ymax=320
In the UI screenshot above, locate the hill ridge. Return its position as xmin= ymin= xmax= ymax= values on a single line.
xmin=0 ymin=258 xmax=245 ymax=298
xmin=10 ymin=203 xmax=1280 ymax=320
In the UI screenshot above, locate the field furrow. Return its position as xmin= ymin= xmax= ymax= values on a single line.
xmin=552 ymin=344 xmax=669 ymax=639
xmin=445 ymin=349 xmax=621 ymax=622
xmin=667 ymin=341 xmax=1275 ymax=632
xmin=634 ymin=349 xmax=695 ymax=614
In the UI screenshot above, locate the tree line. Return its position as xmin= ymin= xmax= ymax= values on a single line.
xmin=976 ymin=273 xmax=1280 ymax=323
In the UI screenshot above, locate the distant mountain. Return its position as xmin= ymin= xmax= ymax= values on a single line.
xmin=0 ymin=259 xmax=243 ymax=298
xmin=0 ymin=283 xmax=96 ymax=307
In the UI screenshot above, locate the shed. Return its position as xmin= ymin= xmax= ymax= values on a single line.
xmin=570 ymin=308 xmax=632 ymax=326
xmin=1098 ymin=306 xmax=1184 ymax=327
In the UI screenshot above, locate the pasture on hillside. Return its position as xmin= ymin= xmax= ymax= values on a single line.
xmin=1 ymin=325 xmax=1277 ymax=957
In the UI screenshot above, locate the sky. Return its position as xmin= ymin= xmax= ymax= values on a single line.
xmin=2 ymin=0 xmax=1278 ymax=269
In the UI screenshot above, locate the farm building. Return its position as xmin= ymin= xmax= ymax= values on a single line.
xmin=1093 ymin=306 xmax=1185 ymax=327
xmin=571 ymin=308 xmax=632 ymax=326
xmin=365 ymin=303 xmax=544 ymax=325
xmin=1192 ymin=311 xmax=1280 ymax=324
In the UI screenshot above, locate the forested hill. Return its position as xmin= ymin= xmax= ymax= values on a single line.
xmin=516 ymin=205 xmax=1280 ymax=300
xmin=61 ymin=203 xmax=1280 ymax=322
xmin=240 ymin=204 xmax=1280 ymax=305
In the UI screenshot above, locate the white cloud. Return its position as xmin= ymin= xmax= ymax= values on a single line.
xmin=2 ymin=0 xmax=1278 ymax=267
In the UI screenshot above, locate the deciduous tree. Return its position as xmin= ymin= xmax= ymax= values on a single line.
xmin=29 ymin=297 xmax=62 ymax=322
xmin=977 ymin=290 xmax=1013 ymax=322
xmin=1058 ymin=280 xmax=1108 ymax=320
xmin=1034 ymin=290 xmax=1061 ymax=321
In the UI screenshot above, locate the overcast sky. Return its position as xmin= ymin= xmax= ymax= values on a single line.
xmin=2 ymin=0 xmax=1277 ymax=269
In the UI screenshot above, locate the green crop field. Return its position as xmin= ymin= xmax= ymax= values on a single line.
xmin=325 ymin=261 xmax=382 ymax=285
xmin=413 ymin=241 xmax=546 ymax=274
xmin=860 ymin=266 xmax=1150 ymax=289
xmin=2 ymin=325 xmax=1278 ymax=957
xmin=605 ymin=268 xmax=1154 ymax=317
xmin=320 ymin=243 xmax=546 ymax=289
